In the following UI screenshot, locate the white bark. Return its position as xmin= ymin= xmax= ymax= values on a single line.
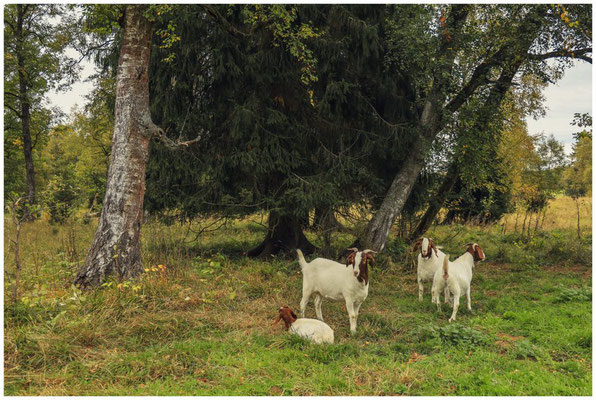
xmin=76 ymin=5 xmax=154 ymax=288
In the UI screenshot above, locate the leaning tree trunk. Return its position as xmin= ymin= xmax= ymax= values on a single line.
xmin=16 ymin=4 xmax=35 ymax=215
xmin=359 ymin=6 xmax=542 ymax=252
xmin=75 ymin=5 xmax=154 ymax=288
xmin=361 ymin=6 xmax=471 ymax=252
xmin=362 ymin=143 xmax=427 ymax=251
xmin=408 ymin=163 xmax=460 ymax=242
xmin=247 ymin=211 xmax=316 ymax=259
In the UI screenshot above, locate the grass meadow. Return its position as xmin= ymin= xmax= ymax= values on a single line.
xmin=3 ymin=197 xmax=592 ymax=395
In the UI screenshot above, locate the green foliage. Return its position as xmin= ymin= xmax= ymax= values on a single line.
xmin=144 ymin=5 xmax=414 ymax=222
xmin=564 ymin=113 xmax=592 ymax=198
xmin=553 ymin=287 xmax=591 ymax=303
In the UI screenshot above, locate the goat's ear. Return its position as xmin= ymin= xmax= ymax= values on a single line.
xmin=412 ymin=239 xmax=422 ymax=252
xmin=430 ymin=240 xmax=439 ymax=257
xmin=475 ymin=244 xmax=485 ymax=260
xmin=345 ymin=252 xmax=356 ymax=267
xmin=272 ymin=315 xmax=281 ymax=326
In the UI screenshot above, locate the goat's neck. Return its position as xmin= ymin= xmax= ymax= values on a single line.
xmin=455 ymin=252 xmax=475 ymax=271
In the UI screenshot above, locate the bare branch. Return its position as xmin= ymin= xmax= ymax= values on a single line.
xmin=152 ymin=125 xmax=202 ymax=149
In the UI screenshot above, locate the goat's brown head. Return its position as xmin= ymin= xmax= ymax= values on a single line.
xmin=345 ymin=248 xmax=376 ymax=285
xmin=465 ymin=243 xmax=485 ymax=262
xmin=413 ymin=237 xmax=438 ymax=259
xmin=273 ymin=306 xmax=298 ymax=330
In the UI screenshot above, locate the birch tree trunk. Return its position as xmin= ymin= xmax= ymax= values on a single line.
xmin=75 ymin=5 xmax=154 ymax=288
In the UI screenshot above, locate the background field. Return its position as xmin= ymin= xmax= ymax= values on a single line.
xmin=4 ymin=196 xmax=592 ymax=396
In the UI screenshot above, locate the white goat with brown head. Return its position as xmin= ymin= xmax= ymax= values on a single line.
xmin=297 ymin=248 xmax=376 ymax=334
xmin=273 ymin=305 xmax=334 ymax=344
xmin=413 ymin=237 xmax=449 ymax=302
xmin=431 ymin=243 xmax=486 ymax=322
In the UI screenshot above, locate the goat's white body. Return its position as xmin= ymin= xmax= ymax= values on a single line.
xmin=297 ymin=250 xmax=368 ymax=333
xmin=431 ymin=252 xmax=475 ymax=322
xmin=289 ymin=318 xmax=334 ymax=344
xmin=417 ymin=248 xmax=448 ymax=301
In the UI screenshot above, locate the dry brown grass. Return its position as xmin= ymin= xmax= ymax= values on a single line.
xmin=500 ymin=196 xmax=592 ymax=232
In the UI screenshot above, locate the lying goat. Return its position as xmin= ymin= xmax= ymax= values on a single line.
xmin=413 ymin=237 xmax=449 ymax=302
xmin=431 ymin=243 xmax=485 ymax=322
xmin=297 ymin=248 xmax=375 ymax=334
xmin=273 ymin=305 xmax=334 ymax=344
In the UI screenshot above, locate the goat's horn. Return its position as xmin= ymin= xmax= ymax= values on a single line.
xmin=362 ymin=249 xmax=377 ymax=254
xmin=346 ymin=247 xmax=359 ymax=252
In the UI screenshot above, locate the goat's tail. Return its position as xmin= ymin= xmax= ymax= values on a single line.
xmin=442 ymin=255 xmax=450 ymax=280
xmin=296 ymin=249 xmax=308 ymax=271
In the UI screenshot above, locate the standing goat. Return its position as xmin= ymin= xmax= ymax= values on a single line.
xmin=297 ymin=248 xmax=375 ymax=334
xmin=273 ymin=305 xmax=334 ymax=344
xmin=413 ymin=237 xmax=449 ymax=302
xmin=431 ymin=243 xmax=485 ymax=322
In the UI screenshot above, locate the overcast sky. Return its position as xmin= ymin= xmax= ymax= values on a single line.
xmin=48 ymin=56 xmax=592 ymax=155
xmin=525 ymin=61 xmax=592 ymax=154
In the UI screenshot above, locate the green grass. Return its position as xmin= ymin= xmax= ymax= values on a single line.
xmin=4 ymin=215 xmax=592 ymax=395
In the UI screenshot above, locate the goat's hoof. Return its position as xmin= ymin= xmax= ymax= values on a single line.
xmin=448 ymin=317 xmax=455 ymax=322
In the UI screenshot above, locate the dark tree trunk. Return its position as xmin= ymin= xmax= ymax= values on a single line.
xmin=16 ymin=5 xmax=35 ymax=215
xmin=540 ymin=207 xmax=547 ymax=230
xmin=534 ymin=209 xmax=541 ymax=234
xmin=575 ymin=198 xmax=581 ymax=239
xmin=409 ymin=163 xmax=460 ymax=242
xmin=312 ymin=207 xmax=342 ymax=232
xmin=75 ymin=5 xmax=154 ymax=288
xmin=521 ymin=210 xmax=529 ymax=237
xmin=247 ymin=211 xmax=316 ymax=259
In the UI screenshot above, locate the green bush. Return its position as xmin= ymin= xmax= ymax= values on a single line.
xmin=418 ymin=324 xmax=491 ymax=349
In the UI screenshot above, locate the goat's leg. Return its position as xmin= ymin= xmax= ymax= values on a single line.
xmin=444 ymin=287 xmax=451 ymax=304
xmin=300 ymin=291 xmax=312 ymax=318
xmin=466 ymin=287 xmax=472 ymax=311
xmin=431 ymin=286 xmax=441 ymax=311
xmin=448 ymin=295 xmax=460 ymax=322
xmin=345 ymin=300 xmax=358 ymax=334
xmin=418 ymin=278 xmax=424 ymax=301
xmin=354 ymin=300 xmax=363 ymax=318
xmin=314 ymin=294 xmax=324 ymax=321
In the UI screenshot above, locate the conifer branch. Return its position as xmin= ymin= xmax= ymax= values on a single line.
xmin=203 ymin=5 xmax=250 ymax=38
